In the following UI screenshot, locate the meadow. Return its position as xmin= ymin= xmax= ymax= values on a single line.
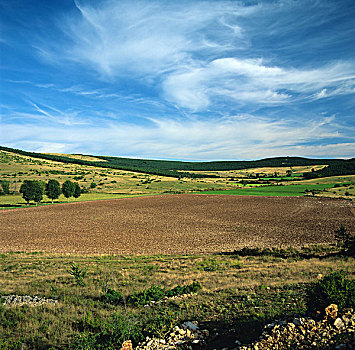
xmin=1 ymin=248 xmax=354 ymax=349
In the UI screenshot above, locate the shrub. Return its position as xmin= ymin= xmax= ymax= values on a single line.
xmin=166 ymin=281 xmax=202 ymax=297
xmin=127 ymin=285 xmax=166 ymax=306
xmin=101 ymin=288 xmax=123 ymax=305
xmin=72 ymin=312 xmax=143 ymax=349
xmin=142 ymin=308 xmax=179 ymax=339
xmin=105 ymin=282 xmax=203 ymax=307
xmin=306 ymin=271 xmax=355 ymax=316
xmin=67 ymin=263 xmax=88 ymax=286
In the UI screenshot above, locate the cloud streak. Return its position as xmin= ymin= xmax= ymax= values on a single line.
xmin=163 ymin=58 xmax=355 ymax=110
xmin=2 ymin=111 xmax=353 ymax=160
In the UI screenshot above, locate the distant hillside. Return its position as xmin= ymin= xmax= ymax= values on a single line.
xmin=0 ymin=146 xmax=354 ymax=178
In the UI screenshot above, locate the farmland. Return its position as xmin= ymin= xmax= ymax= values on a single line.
xmin=1 ymin=195 xmax=354 ymax=255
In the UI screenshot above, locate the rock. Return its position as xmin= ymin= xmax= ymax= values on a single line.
xmin=325 ymin=304 xmax=338 ymax=319
xmin=1 ymin=295 xmax=58 ymax=306
xmin=334 ymin=318 xmax=345 ymax=330
xmin=292 ymin=318 xmax=304 ymax=326
xmin=230 ymin=304 xmax=355 ymax=350
xmin=182 ymin=321 xmax=199 ymax=331
xmin=120 ymin=340 xmax=133 ymax=350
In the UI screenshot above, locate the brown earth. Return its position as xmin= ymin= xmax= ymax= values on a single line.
xmin=0 ymin=195 xmax=354 ymax=255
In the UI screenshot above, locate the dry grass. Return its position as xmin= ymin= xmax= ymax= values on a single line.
xmin=1 ymin=252 xmax=353 ymax=298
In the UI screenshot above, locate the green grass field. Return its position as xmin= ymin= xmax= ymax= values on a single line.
xmin=201 ymin=183 xmax=336 ymax=196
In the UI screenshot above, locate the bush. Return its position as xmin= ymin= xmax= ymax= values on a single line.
xmin=101 ymin=288 xmax=123 ymax=305
xmin=166 ymin=281 xmax=202 ymax=297
xmin=72 ymin=312 xmax=143 ymax=349
xmin=67 ymin=263 xmax=88 ymax=286
xmin=306 ymin=271 xmax=355 ymax=316
xmin=127 ymin=285 xmax=166 ymax=306
xmin=103 ymin=282 xmax=202 ymax=307
xmin=142 ymin=308 xmax=179 ymax=339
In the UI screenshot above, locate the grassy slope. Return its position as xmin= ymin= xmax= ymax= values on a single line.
xmin=1 ymin=150 xmax=354 ymax=208
xmin=2 ymin=145 xmax=353 ymax=173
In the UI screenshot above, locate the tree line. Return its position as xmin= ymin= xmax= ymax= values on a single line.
xmin=303 ymin=159 xmax=355 ymax=179
xmin=19 ymin=179 xmax=81 ymax=205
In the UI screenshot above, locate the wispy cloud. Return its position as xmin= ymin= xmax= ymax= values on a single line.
xmin=26 ymin=101 xmax=90 ymax=126
xmin=34 ymin=0 xmax=355 ymax=113
xmin=2 ymin=112 xmax=353 ymax=160
xmin=163 ymin=58 xmax=355 ymax=110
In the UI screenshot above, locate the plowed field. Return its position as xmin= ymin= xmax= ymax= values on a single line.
xmin=0 ymin=195 xmax=354 ymax=255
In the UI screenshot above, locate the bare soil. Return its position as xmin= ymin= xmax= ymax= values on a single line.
xmin=0 ymin=195 xmax=353 ymax=255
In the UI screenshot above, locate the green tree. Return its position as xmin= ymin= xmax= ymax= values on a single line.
xmin=73 ymin=182 xmax=81 ymax=199
xmin=62 ymin=180 xmax=75 ymax=202
xmin=19 ymin=180 xmax=44 ymax=205
xmin=45 ymin=179 xmax=61 ymax=204
xmin=33 ymin=182 xmax=44 ymax=205
xmin=0 ymin=180 xmax=10 ymax=194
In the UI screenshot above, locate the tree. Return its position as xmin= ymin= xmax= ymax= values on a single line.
xmin=335 ymin=224 xmax=354 ymax=256
xmin=73 ymin=182 xmax=81 ymax=199
xmin=45 ymin=179 xmax=61 ymax=204
xmin=62 ymin=180 xmax=75 ymax=202
xmin=19 ymin=180 xmax=44 ymax=205
xmin=286 ymin=170 xmax=293 ymax=177
xmin=33 ymin=182 xmax=44 ymax=205
xmin=0 ymin=180 xmax=10 ymax=194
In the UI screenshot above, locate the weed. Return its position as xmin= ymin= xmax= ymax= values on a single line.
xmin=67 ymin=263 xmax=88 ymax=286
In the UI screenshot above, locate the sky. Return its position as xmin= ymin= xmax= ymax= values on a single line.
xmin=0 ymin=0 xmax=354 ymax=161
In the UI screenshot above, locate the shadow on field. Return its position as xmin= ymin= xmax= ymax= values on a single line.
xmin=201 ymin=319 xmax=266 ymax=349
xmin=217 ymin=246 xmax=343 ymax=260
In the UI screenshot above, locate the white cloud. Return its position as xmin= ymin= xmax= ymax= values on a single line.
xmin=54 ymin=0 xmax=245 ymax=77
xmin=163 ymin=58 xmax=355 ymax=110
xmin=2 ymin=113 xmax=353 ymax=160
xmin=316 ymin=89 xmax=328 ymax=99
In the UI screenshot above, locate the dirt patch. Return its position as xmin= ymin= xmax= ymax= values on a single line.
xmin=0 ymin=195 xmax=353 ymax=255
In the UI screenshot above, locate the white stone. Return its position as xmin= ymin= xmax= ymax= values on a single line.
xmin=182 ymin=321 xmax=199 ymax=331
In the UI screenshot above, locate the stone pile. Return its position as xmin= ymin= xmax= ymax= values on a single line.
xmin=143 ymin=294 xmax=194 ymax=308
xmin=1 ymin=295 xmax=58 ymax=306
xmin=127 ymin=321 xmax=209 ymax=350
xmin=235 ymin=304 xmax=354 ymax=350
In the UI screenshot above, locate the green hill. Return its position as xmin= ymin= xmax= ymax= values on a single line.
xmin=0 ymin=146 xmax=354 ymax=178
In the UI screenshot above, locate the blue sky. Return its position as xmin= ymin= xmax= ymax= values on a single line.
xmin=1 ymin=0 xmax=354 ymax=160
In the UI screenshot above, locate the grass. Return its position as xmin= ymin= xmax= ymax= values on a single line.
xmin=200 ymin=183 xmax=336 ymax=196
xmin=0 ymin=248 xmax=354 ymax=349
xmin=0 ymin=193 xmax=150 ymax=209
